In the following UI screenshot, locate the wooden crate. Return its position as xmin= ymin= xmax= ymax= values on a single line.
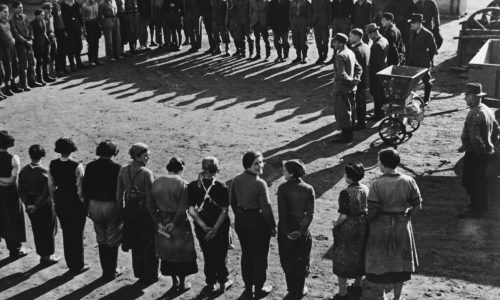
xmin=469 ymin=39 xmax=500 ymax=108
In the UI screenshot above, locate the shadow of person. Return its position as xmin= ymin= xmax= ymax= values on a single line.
xmin=99 ymin=280 xmax=144 ymax=300
xmin=5 ymin=271 xmax=75 ymax=300
xmin=0 ymin=261 xmax=56 ymax=293
xmin=156 ymin=285 xmax=191 ymax=300
xmin=58 ymin=277 xmax=108 ymax=300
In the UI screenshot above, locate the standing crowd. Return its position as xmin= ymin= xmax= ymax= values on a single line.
xmin=1 ymin=0 xmax=441 ymax=114
xmin=1 ymin=129 xmax=428 ymax=300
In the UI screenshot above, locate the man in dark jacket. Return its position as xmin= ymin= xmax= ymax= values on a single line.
xmin=249 ymin=0 xmax=270 ymax=60
xmin=406 ymin=13 xmax=436 ymax=104
xmin=386 ymin=0 xmax=414 ymax=46
xmin=311 ymin=0 xmax=330 ymax=64
xmin=414 ymin=0 xmax=441 ymax=49
xmin=269 ymin=0 xmax=289 ymax=62
xmin=31 ymin=9 xmax=49 ymax=85
xmin=227 ymin=0 xmax=252 ymax=58
xmin=349 ymin=28 xmax=370 ymax=130
xmin=200 ymin=0 xmax=216 ymax=54
xmin=137 ymin=0 xmax=152 ymax=50
xmin=210 ymin=0 xmax=230 ymax=55
xmin=380 ymin=12 xmax=404 ymax=66
xmin=366 ymin=23 xmax=388 ymax=120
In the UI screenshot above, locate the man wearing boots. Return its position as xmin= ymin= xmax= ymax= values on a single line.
xmin=366 ymin=23 xmax=388 ymax=120
xmin=269 ymin=0 xmax=289 ymax=63
xmin=311 ymin=0 xmax=331 ymax=64
xmin=60 ymin=0 xmax=86 ymax=70
xmin=406 ymin=13 xmax=436 ymax=104
xmin=200 ymin=0 xmax=216 ymax=54
xmin=249 ymin=0 xmax=271 ymax=60
xmin=81 ymin=0 xmax=103 ymax=66
xmin=227 ymin=0 xmax=250 ymax=58
xmin=349 ymin=28 xmax=370 ymax=130
xmin=210 ymin=0 xmax=230 ymax=56
xmin=83 ymin=140 xmax=124 ymax=280
xmin=459 ymin=83 xmax=500 ymax=218
xmin=331 ymin=33 xmax=362 ymax=143
xmin=42 ymin=2 xmax=57 ymax=81
xmin=11 ymin=1 xmax=43 ymax=91
xmin=31 ymin=9 xmax=49 ymax=87
xmin=290 ymin=0 xmax=311 ymax=64
xmin=51 ymin=0 xmax=69 ymax=76
xmin=184 ymin=0 xmax=201 ymax=52
xmin=0 ymin=4 xmax=22 ymax=99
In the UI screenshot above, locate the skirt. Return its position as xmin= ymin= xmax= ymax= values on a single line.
xmin=0 ymin=185 xmax=26 ymax=242
xmin=331 ymin=214 xmax=368 ymax=278
xmin=160 ymin=260 xmax=198 ymax=277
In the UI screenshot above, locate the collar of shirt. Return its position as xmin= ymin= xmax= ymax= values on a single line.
xmin=60 ymin=157 xmax=71 ymax=162
xmin=13 ymin=14 xmax=24 ymax=20
xmin=29 ymin=163 xmax=41 ymax=169
xmin=243 ymin=170 xmax=257 ymax=177
xmin=351 ymin=41 xmax=362 ymax=48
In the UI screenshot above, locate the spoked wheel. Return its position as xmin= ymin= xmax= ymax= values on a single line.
xmin=378 ymin=117 xmax=407 ymax=145
xmin=405 ymin=96 xmax=425 ymax=133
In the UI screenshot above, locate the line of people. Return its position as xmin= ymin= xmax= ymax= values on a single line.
xmin=0 ymin=130 xmax=423 ymax=300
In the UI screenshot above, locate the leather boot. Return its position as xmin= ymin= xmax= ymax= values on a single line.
xmin=301 ymin=49 xmax=307 ymax=64
xmin=265 ymin=45 xmax=271 ymax=59
xmin=9 ymin=80 xmax=23 ymax=93
xmin=2 ymin=84 xmax=14 ymax=96
xmin=292 ymin=49 xmax=301 ymax=63
xmin=98 ymin=244 xmax=108 ymax=278
xmin=43 ymin=67 xmax=56 ymax=83
xmin=247 ymin=39 xmax=254 ymax=57
xmin=332 ymin=129 xmax=353 ymax=143
xmin=274 ymin=46 xmax=283 ymax=63
xmin=76 ymin=55 xmax=86 ymax=69
xmin=283 ymin=46 xmax=290 ymax=60
xmin=0 ymin=89 xmax=6 ymax=100
xmin=19 ymin=70 xmax=31 ymax=91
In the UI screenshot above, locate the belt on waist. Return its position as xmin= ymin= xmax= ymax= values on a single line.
xmin=236 ymin=206 xmax=260 ymax=212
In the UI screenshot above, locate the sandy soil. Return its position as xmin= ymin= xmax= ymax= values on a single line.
xmin=1 ymin=0 xmax=500 ymax=299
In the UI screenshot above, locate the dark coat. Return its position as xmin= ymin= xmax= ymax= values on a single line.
xmin=227 ymin=0 xmax=250 ymax=27
xmin=414 ymin=0 xmax=439 ymax=30
xmin=407 ymin=26 xmax=437 ymax=68
xmin=311 ymin=0 xmax=331 ymax=28
xmin=249 ymin=0 xmax=269 ymax=27
xmin=381 ymin=23 xmax=404 ymax=66
xmin=351 ymin=41 xmax=370 ymax=88
xmin=269 ymin=0 xmax=289 ymax=32
xmin=289 ymin=0 xmax=311 ymax=22
xmin=31 ymin=19 xmax=49 ymax=49
xmin=369 ymin=35 xmax=388 ymax=74
xmin=352 ymin=0 xmax=372 ymax=29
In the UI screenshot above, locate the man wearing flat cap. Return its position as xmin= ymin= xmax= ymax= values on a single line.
xmin=406 ymin=13 xmax=437 ymax=104
xmin=459 ymin=83 xmax=500 ymax=218
xmin=348 ymin=28 xmax=370 ymax=130
xmin=380 ymin=12 xmax=404 ymax=66
xmin=331 ymin=33 xmax=363 ymax=143
xmin=366 ymin=23 xmax=388 ymax=120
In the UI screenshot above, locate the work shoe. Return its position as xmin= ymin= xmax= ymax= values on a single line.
xmin=70 ymin=263 xmax=91 ymax=275
xmin=28 ymin=81 xmax=44 ymax=88
xmin=219 ymin=280 xmax=233 ymax=293
xmin=251 ymin=54 xmax=261 ymax=61
xmin=40 ymin=255 xmax=60 ymax=266
xmin=254 ymin=285 xmax=273 ymax=299
xmin=43 ymin=75 xmax=56 ymax=83
xmin=10 ymin=83 xmax=23 ymax=93
xmin=9 ymin=247 xmax=30 ymax=259
xmin=2 ymin=86 xmax=13 ymax=96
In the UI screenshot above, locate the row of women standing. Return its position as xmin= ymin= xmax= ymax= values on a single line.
xmin=0 ymin=130 xmax=422 ymax=300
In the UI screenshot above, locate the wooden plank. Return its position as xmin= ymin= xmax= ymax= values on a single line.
xmin=454 ymin=35 xmax=500 ymax=39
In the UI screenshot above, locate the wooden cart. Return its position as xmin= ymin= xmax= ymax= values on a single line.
xmin=468 ymin=39 xmax=500 ymax=108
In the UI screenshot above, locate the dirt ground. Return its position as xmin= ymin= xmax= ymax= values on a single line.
xmin=1 ymin=0 xmax=500 ymax=299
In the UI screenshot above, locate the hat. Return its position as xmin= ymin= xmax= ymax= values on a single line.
xmin=0 ymin=131 xmax=14 ymax=149
xmin=350 ymin=28 xmax=364 ymax=38
xmin=332 ymin=33 xmax=348 ymax=44
xmin=202 ymin=156 xmax=220 ymax=174
xmin=41 ymin=2 xmax=52 ymax=9
xmin=465 ymin=83 xmax=487 ymax=96
xmin=54 ymin=137 xmax=77 ymax=154
xmin=364 ymin=23 xmax=379 ymax=34
xmin=382 ymin=12 xmax=394 ymax=21
xmin=283 ymin=159 xmax=306 ymax=178
xmin=408 ymin=13 xmax=424 ymax=23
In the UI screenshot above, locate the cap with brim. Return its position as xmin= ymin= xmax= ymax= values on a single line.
xmin=382 ymin=12 xmax=394 ymax=21
xmin=350 ymin=28 xmax=364 ymax=37
xmin=408 ymin=13 xmax=424 ymax=23
xmin=41 ymin=2 xmax=52 ymax=9
xmin=364 ymin=23 xmax=379 ymax=34
xmin=332 ymin=33 xmax=348 ymax=44
xmin=465 ymin=83 xmax=487 ymax=96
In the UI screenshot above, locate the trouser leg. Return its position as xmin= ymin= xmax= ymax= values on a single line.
xmin=58 ymin=210 xmax=86 ymax=271
xmin=355 ymin=86 xmax=367 ymax=126
xmin=422 ymin=71 xmax=432 ymax=103
xmin=254 ymin=26 xmax=262 ymax=56
xmin=29 ymin=204 xmax=56 ymax=257
xmin=5 ymin=239 xmax=22 ymax=254
xmin=252 ymin=233 xmax=271 ymax=288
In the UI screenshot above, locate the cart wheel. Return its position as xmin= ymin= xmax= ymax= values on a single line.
xmin=378 ymin=117 xmax=407 ymax=145
xmin=405 ymin=118 xmax=421 ymax=133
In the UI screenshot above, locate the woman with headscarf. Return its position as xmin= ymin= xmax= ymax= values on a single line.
xmin=48 ymin=137 xmax=90 ymax=273
xmin=188 ymin=157 xmax=233 ymax=294
xmin=148 ymin=157 xmax=197 ymax=292
xmin=330 ymin=163 xmax=368 ymax=300
xmin=83 ymin=140 xmax=123 ymax=280
xmin=18 ymin=144 xmax=59 ymax=265
xmin=277 ymin=159 xmax=315 ymax=299
xmin=0 ymin=131 xmax=28 ymax=258
xmin=116 ymin=142 xmax=158 ymax=287
xmin=230 ymin=150 xmax=276 ymax=298
xmin=365 ymin=149 xmax=422 ymax=300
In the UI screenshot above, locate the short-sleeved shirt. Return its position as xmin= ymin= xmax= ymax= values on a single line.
xmin=188 ymin=178 xmax=229 ymax=226
xmin=368 ymin=173 xmax=422 ymax=212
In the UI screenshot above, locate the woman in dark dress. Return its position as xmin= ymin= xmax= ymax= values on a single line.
xmin=18 ymin=144 xmax=59 ymax=265
xmin=148 ymin=157 xmax=197 ymax=292
xmin=188 ymin=157 xmax=233 ymax=294
xmin=0 ymin=131 xmax=28 ymax=258
xmin=49 ymin=137 xmax=90 ymax=274
xmin=331 ymin=163 xmax=369 ymax=300
xmin=83 ymin=140 xmax=123 ymax=280
xmin=277 ymin=159 xmax=315 ymax=300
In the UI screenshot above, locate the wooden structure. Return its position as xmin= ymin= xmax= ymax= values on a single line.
xmin=469 ymin=39 xmax=500 ymax=108
xmin=455 ymin=7 xmax=500 ymax=68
